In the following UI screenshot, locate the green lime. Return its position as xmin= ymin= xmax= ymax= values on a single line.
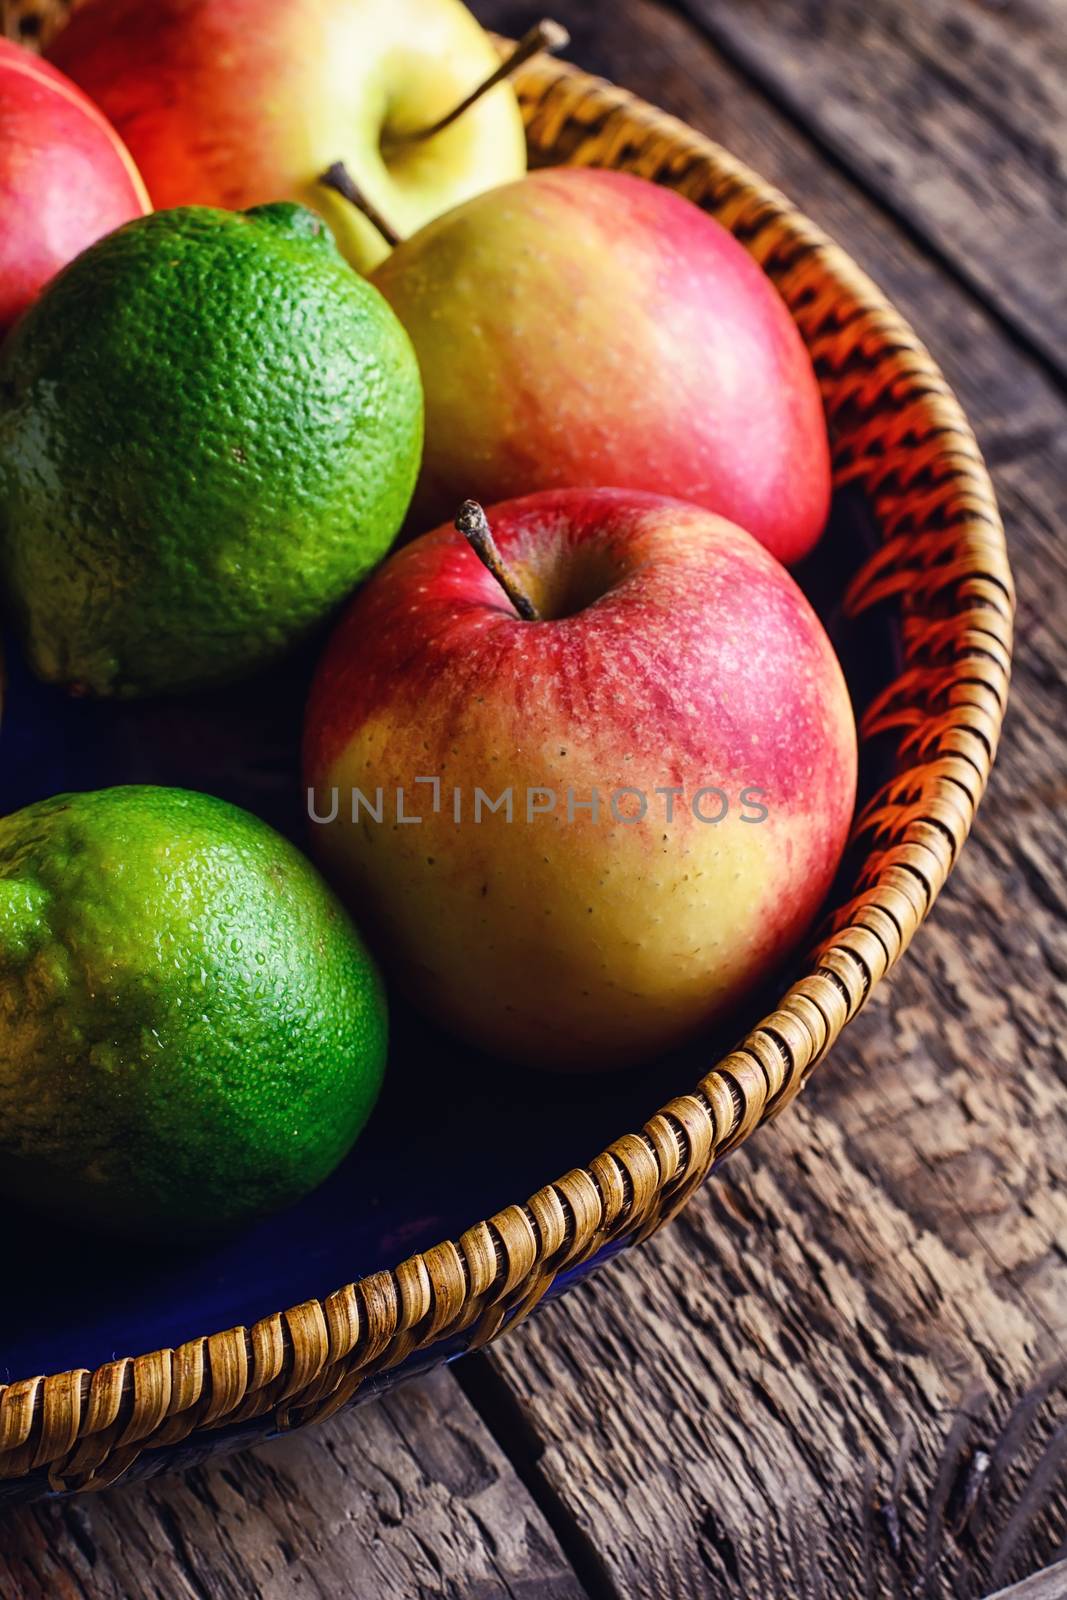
xmin=0 ymin=786 xmax=387 ymax=1235
xmin=0 ymin=203 xmax=423 ymax=698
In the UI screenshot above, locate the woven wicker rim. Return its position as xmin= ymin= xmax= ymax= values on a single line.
xmin=0 ymin=40 xmax=1013 ymax=1493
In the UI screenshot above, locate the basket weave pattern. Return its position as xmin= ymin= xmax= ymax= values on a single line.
xmin=0 ymin=5 xmax=1013 ymax=1492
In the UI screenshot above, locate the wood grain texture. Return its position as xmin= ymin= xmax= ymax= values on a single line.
xmin=672 ymin=0 xmax=1067 ymax=378
xmin=0 ymin=1369 xmax=587 ymax=1600
xmin=990 ymin=1556 xmax=1067 ymax=1599
xmin=475 ymin=1 xmax=1067 ymax=1595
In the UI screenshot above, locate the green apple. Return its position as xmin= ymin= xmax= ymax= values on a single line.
xmin=50 ymin=0 xmax=531 ymax=272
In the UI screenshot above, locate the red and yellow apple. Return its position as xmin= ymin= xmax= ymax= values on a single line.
xmin=371 ymin=167 xmax=832 ymax=565
xmin=49 ymin=0 xmax=528 ymax=273
xmin=304 ymin=488 xmax=856 ymax=1070
xmin=0 ymin=37 xmax=148 ymax=336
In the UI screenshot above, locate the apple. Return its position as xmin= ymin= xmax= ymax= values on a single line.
xmin=0 ymin=37 xmax=149 ymax=336
xmin=370 ymin=166 xmax=832 ymax=566
xmin=48 ymin=0 xmax=530 ymax=273
xmin=304 ymin=488 xmax=856 ymax=1070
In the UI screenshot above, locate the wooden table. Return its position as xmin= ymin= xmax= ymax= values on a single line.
xmin=3 ymin=1 xmax=1067 ymax=1595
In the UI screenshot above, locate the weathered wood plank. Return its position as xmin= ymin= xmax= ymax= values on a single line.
xmin=671 ymin=0 xmax=1067 ymax=377
xmin=989 ymin=1557 xmax=1067 ymax=1600
xmin=474 ymin=1 xmax=1067 ymax=1595
xmin=0 ymin=1369 xmax=588 ymax=1600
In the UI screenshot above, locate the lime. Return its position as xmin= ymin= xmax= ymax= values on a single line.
xmin=0 ymin=786 xmax=387 ymax=1235
xmin=0 ymin=203 xmax=423 ymax=697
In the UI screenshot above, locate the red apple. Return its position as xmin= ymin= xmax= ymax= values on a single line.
xmin=0 ymin=38 xmax=148 ymax=336
xmin=371 ymin=168 xmax=833 ymax=565
xmin=48 ymin=0 xmax=527 ymax=274
xmin=304 ymin=488 xmax=856 ymax=1069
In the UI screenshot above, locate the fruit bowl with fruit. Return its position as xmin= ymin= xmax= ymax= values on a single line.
xmin=0 ymin=1 xmax=1011 ymax=1499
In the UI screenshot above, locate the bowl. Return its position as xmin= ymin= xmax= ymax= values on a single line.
xmin=0 ymin=8 xmax=1013 ymax=1500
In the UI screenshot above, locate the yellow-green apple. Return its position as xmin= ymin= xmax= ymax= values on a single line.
xmin=371 ymin=167 xmax=832 ymax=564
xmin=48 ymin=0 xmax=529 ymax=273
xmin=0 ymin=37 xmax=148 ymax=336
xmin=304 ymin=488 xmax=856 ymax=1070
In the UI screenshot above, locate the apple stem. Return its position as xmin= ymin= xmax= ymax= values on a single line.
xmin=384 ymin=19 xmax=570 ymax=149
xmin=318 ymin=160 xmax=402 ymax=247
xmin=455 ymin=500 xmax=540 ymax=621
